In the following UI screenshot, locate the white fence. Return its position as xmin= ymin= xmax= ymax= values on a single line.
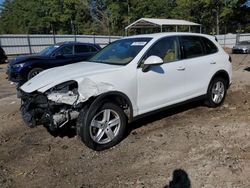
xmin=0 ymin=34 xmax=122 ymax=55
xmin=216 ymin=33 xmax=250 ymax=48
xmin=216 ymin=33 xmax=237 ymax=48
xmin=1 ymin=33 xmax=250 ymax=55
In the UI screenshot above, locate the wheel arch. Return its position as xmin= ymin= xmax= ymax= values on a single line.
xmin=89 ymin=91 xmax=134 ymax=122
xmin=208 ymin=70 xmax=230 ymax=90
xmin=27 ymin=67 xmax=44 ymax=80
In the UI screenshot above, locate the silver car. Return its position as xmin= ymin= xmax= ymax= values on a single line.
xmin=232 ymin=41 xmax=250 ymax=54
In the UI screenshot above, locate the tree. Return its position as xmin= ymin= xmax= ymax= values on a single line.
xmin=0 ymin=0 xmax=249 ymax=35
xmin=0 ymin=0 xmax=93 ymax=34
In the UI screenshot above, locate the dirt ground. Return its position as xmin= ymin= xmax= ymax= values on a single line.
xmin=0 ymin=52 xmax=250 ymax=188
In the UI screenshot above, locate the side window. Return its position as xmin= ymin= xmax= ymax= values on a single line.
xmin=146 ymin=36 xmax=180 ymax=63
xmin=75 ymin=45 xmax=89 ymax=53
xmin=56 ymin=45 xmax=73 ymax=55
xmin=181 ymin=36 xmax=204 ymax=59
xmin=201 ymin=37 xmax=218 ymax=55
xmin=88 ymin=45 xmax=98 ymax=52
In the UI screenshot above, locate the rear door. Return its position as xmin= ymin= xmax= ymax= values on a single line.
xmin=74 ymin=44 xmax=98 ymax=61
xmin=179 ymin=36 xmax=218 ymax=97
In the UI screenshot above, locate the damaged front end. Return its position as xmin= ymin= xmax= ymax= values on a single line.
xmin=20 ymin=81 xmax=81 ymax=131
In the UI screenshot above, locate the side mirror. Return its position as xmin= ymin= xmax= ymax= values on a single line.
xmin=142 ymin=55 xmax=163 ymax=72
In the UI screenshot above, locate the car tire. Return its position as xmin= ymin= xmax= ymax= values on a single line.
xmin=27 ymin=68 xmax=43 ymax=80
xmin=76 ymin=104 xmax=90 ymax=136
xmin=77 ymin=102 xmax=127 ymax=151
xmin=205 ymin=77 xmax=227 ymax=108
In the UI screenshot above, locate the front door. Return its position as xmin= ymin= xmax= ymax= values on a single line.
xmin=53 ymin=45 xmax=76 ymax=67
xmin=137 ymin=36 xmax=187 ymax=115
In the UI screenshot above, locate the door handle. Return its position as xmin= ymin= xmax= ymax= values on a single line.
xmin=177 ymin=67 xmax=185 ymax=71
xmin=210 ymin=62 xmax=216 ymax=64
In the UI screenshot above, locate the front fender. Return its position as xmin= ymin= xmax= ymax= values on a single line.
xmin=89 ymin=91 xmax=134 ymax=121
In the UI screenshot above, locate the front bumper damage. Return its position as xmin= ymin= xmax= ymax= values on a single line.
xmin=6 ymin=64 xmax=26 ymax=83
xmin=19 ymin=78 xmax=115 ymax=130
xmin=20 ymin=90 xmax=80 ymax=130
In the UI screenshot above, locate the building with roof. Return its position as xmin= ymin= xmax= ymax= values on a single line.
xmin=125 ymin=18 xmax=201 ymax=35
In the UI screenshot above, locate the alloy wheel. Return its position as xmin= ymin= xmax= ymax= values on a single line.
xmin=30 ymin=71 xmax=41 ymax=78
xmin=90 ymin=109 xmax=121 ymax=144
xmin=211 ymin=81 xmax=225 ymax=104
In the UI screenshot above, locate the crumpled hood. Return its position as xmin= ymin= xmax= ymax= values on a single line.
xmin=10 ymin=54 xmax=48 ymax=65
xmin=20 ymin=61 xmax=121 ymax=93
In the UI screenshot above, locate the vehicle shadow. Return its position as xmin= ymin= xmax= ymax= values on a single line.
xmin=127 ymin=100 xmax=204 ymax=136
xmin=46 ymin=120 xmax=77 ymax=138
xmin=164 ymin=169 xmax=191 ymax=188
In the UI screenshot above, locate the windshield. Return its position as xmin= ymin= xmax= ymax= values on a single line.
xmin=90 ymin=38 xmax=152 ymax=65
xmin=39 ymin=45 xmax=60 ymax=56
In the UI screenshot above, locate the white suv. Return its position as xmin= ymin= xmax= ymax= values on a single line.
xmin=20 ymin=33 xmax=232 ymax=150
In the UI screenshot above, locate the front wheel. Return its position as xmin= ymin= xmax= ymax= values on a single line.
xmin=205 ymin=77 xmax=227 ymax=108
xmin=27 ymin=68 xmax=43 ymax=80
xmin=77 ymin=102 xmax=127 ymax=151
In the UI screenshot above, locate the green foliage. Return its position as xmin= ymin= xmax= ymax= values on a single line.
xmin=0 ymin=0 xmax=92 ymax=34
xmin=0 ymin=0 xmax=249 ymax=35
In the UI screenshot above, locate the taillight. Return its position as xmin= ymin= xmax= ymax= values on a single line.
xmin=229 ymin=55 xmax=232 ymax=63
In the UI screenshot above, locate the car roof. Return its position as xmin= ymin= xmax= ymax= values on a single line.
xmin=125 ymin=32 xmax=215 ymax=40
xmin=55 ymin=41 xmax=99 ymax=46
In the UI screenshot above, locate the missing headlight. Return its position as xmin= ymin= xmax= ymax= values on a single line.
xmin=48 ymin=80 xmax=78 ymax=93
xmin=46 ymin=81 xmax=80 ymax=105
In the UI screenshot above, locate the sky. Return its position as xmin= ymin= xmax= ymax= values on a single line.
xmin=245 ymin=0 xmax=250 ymax=7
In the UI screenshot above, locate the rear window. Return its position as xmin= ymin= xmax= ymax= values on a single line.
xmin=75 ymin=45 xmax=89 ymax=53
xmin=201 ymin=37 xmax=218 ymax=55
xmin=181 ymin=36 xmax=204 ymax=59
xmin=75 ymin=45 xmax=98 ymax=53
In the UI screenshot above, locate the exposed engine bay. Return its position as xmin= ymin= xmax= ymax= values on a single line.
xmin=20 ymin=81 xmax=81 ymax=130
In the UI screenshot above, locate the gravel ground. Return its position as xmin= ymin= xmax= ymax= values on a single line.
xmin=0 ymin=53 xmax=250 ymax=188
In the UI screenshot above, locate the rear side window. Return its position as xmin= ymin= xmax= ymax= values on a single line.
xmin=201 ymin=37 xmax=218 ymax=54
xmin=75 ymin=45 xmax=89 ymax=53
xmin=181 ymin=36 xmax=204 ymax=59
xmin=75 ymin=45 xmax=98 ymax=53
xmin=88 ymin=46 xmax=98 ymax=52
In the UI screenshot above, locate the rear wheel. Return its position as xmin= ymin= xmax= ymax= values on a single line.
xmin=77 ymin=102 xmax=127 ymax=151
xmin=205 ymin=77 xmax=227 ymax=107
xmin=27 ymin=68 xmax=43 ymax=80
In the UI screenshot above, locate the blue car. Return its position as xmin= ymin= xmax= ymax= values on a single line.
xmin=7 ymin=42 xmax=101 ymax=85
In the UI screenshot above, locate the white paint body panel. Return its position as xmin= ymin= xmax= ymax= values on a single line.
xmin=137 ymin=60 xmax=187 ymax=114
xmin=21 ymin=32 xmax=232 ymax=117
